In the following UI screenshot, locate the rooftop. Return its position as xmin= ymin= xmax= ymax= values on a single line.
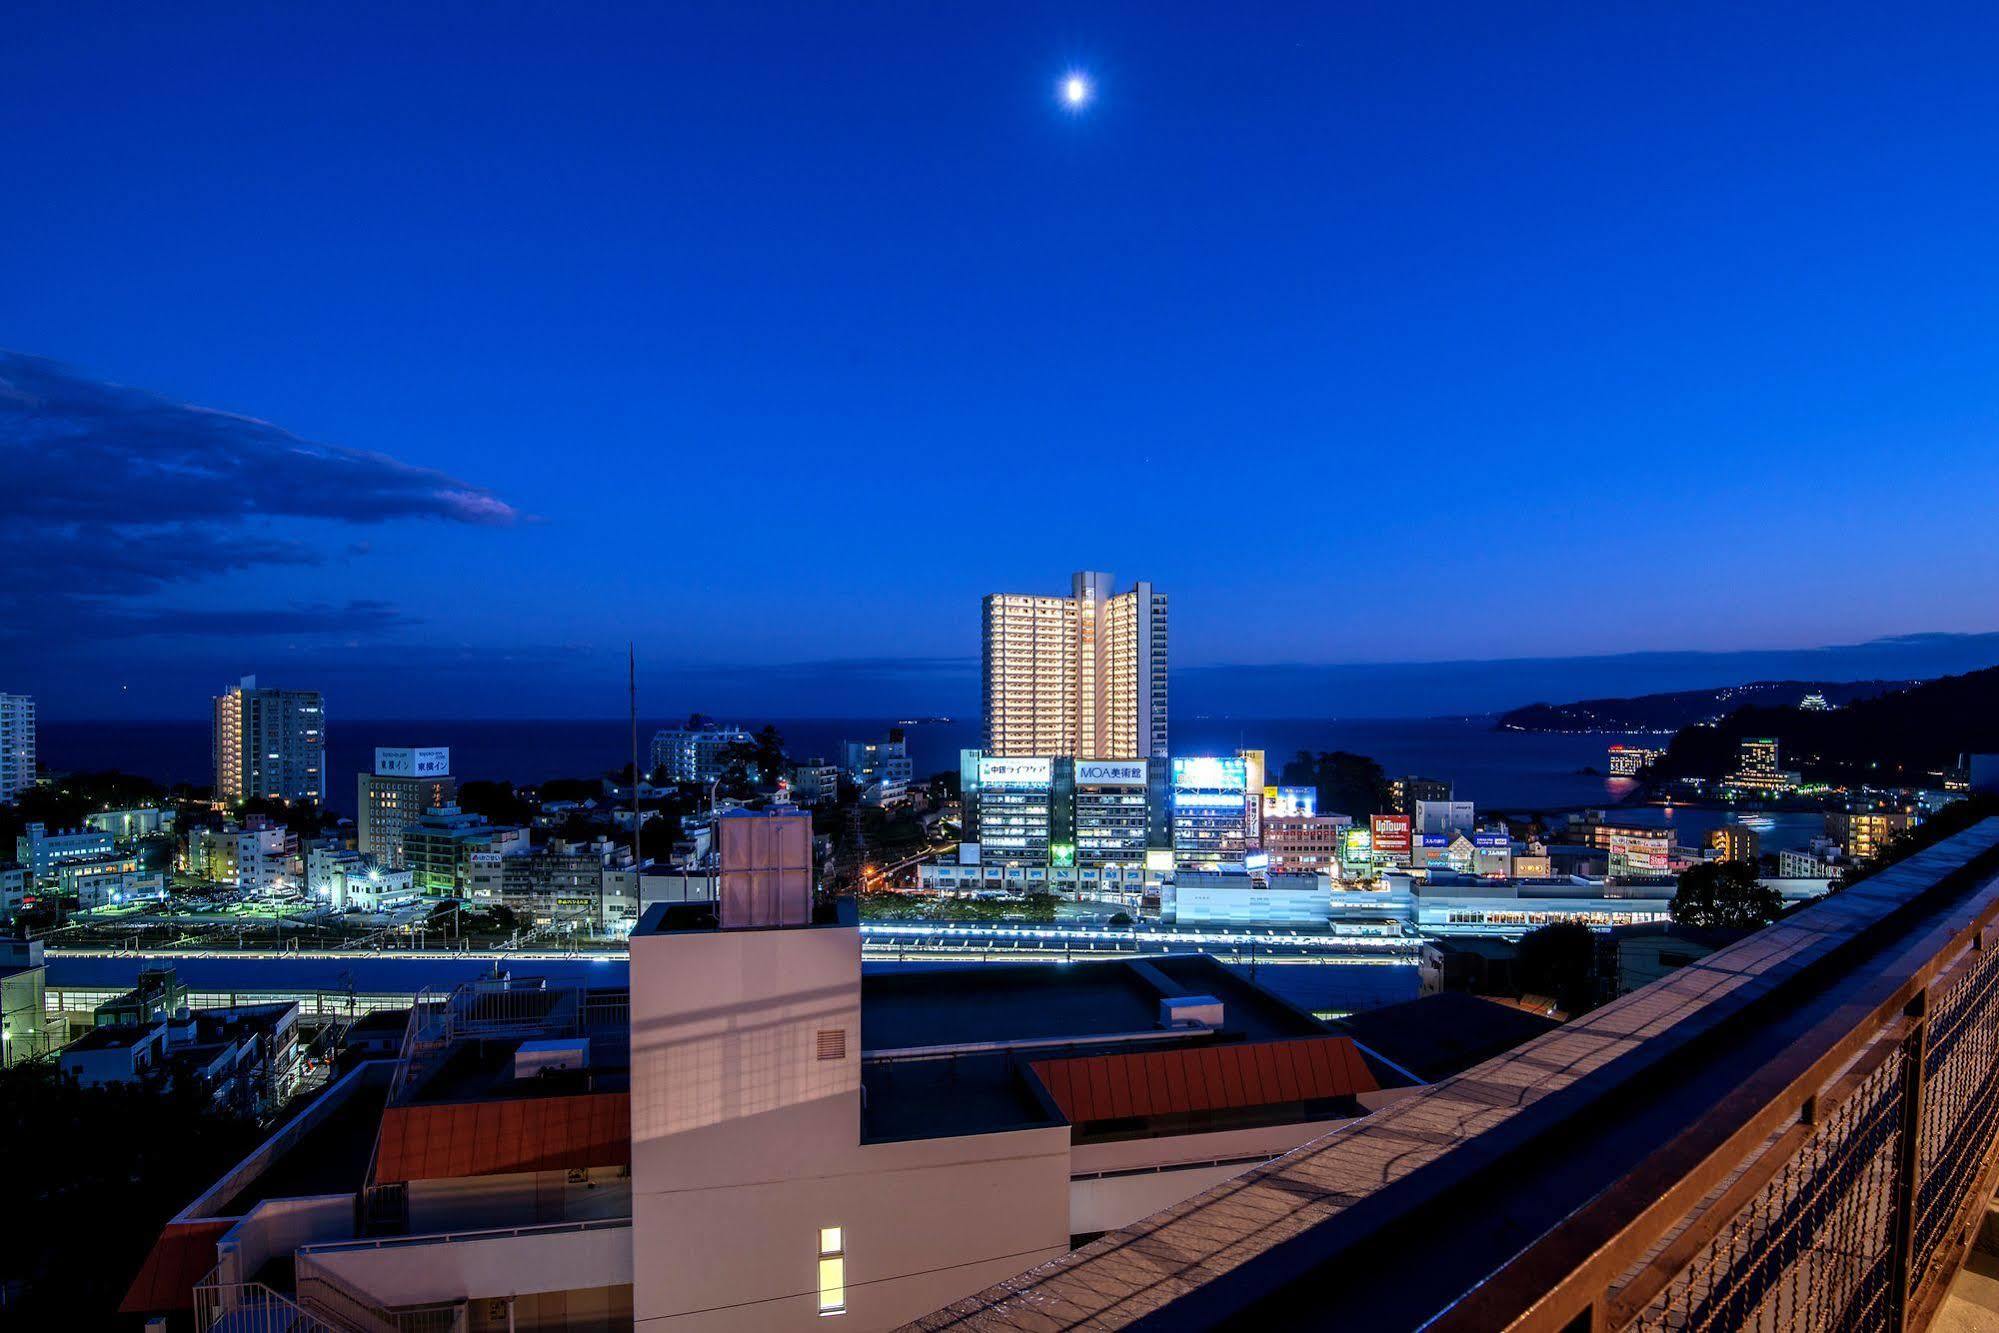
xmin=1330 ymin=992 xmax=1561 ymax=1083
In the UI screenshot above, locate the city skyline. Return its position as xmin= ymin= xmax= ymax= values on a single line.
xmin=9 ymin=3 xmax=1999 ymax=720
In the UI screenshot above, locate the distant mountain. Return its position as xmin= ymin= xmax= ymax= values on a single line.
xmin=1646 ymin=665 xmax=1999 ymax=787
xmin=1495 ymin=680 xmax=1915 ymax=734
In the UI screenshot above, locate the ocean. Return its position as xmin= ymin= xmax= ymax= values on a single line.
xmin=41 ymin=714 xmax=1642 ymax=818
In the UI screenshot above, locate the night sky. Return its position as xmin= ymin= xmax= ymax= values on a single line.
xmin=7 ymin=2 xmax=1999 ymax=720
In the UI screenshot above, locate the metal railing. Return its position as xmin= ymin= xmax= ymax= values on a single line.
xmin=294 ymin=1253 xmax=463 ymax=1333
xmin=193 ymin=1266 xmax=339 ymax=1333
xmin=914 ymin=820 xmax=1999 ymax=1333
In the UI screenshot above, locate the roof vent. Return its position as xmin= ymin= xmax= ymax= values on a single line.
xmin=1160 ymin=995 xmax=1224 ymax=1030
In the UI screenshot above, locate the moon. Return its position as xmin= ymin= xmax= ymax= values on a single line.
xmin=1061 ymin=73 xmax=1092 ymax=109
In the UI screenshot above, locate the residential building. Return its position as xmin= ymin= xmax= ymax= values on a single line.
xmin=650 ymin=722 xmax=752 ymax=783
xmin=1827 ymin=809 xmax=1918 ymax=860
xmin=183 ymin=816 xmax=298 ymax=894
xmin=1781 ymin=847 xmax=1841 ymax=878
xmin=0 ymin=691 xmax=35 ymax=802
xmin=845 ymin=731 xmax=913 ymax=806
xmin=1708 ymin=824 xmax=1761 ymax=862
xmin=402 ymin=804 xmax=523 ymax=895
xmin=357 ymin=746 xmax=456 ymax=868
xmin=788 ymin=757 xmax=840 ymax=805
xmin=983 ymin=570 xmax=1168 ymax=759
xmin=60 ymin=1001 xmax=300 ymax=1113
xmin=14 ymin=820 xmax=114 ymax=886
xmin=1389 ymin=776 xmax=1452 ymax=817
xmin=212 ymin=675 xmax=325 ymax=804
xmin=0 ymin=862 xmax=24 ymax=919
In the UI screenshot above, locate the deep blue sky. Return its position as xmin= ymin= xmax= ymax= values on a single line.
xmin=7 ymin=2 xmax=1999 ymax=720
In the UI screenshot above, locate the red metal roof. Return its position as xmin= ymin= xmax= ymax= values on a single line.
xmin=372 ymin=1091 xmax=630 ymax=1184
xmin=1029 ymin=1036 xmax=1379 ymax=1125
xmin=120 ymin=1218 xmax=234 ymax=1313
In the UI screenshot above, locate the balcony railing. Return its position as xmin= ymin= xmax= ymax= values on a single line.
xmin=913 ymin=818 xmax=1999 ymax=1332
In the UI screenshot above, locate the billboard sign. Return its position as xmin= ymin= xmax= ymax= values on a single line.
xmin=375 ymin=747 xmax=451 ymax=778
xmin=1076 ymin=759 xmax=1148 ymax=785
xmin=1261 ymin=786 xmax=1318 ymax=818
xmin=977 ymin=757 xmax=1054 ymax=789
xmin=1370 ymin=814 xmax=1413 ymax=856
xmin=1171 ymin=757 xmax=1248 ymax=791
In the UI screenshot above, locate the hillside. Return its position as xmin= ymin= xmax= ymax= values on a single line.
xmin=1645 ymin=665 xmax=1999 ymax=787
xmin=1495 ymin=679 xmax=1913 ymax=734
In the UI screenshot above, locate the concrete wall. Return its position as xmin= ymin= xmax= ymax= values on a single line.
xmin=408 ymin=1168 xmax=630 ymax=1233
xmin=301 ymin=1220 xmax=631 ymax=1309
xmin=218 ymin=1193 xmax=355 ymax=1287
xmin=630 ymin=920 xmax=1071 ymax=1331
xmin=1067 ymin=1119 xmax=1347 ymax=1236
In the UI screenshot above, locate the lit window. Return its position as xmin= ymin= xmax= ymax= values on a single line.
xmin=818 ymin=1227 xmax=845 ymax=1315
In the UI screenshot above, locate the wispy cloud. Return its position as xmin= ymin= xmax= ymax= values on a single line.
xmin=0 ymin=352 xmax=522 ymax=642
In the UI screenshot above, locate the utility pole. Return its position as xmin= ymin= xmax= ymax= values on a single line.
xmin=630 ymin=643 xmax=643 ymax=870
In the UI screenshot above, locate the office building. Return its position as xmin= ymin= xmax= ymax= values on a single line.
xmin=1262 ymin=812 xmax=1349 ymax=875
xmin=402 ymin=804 xmax=526 ymax=895
xmin=1070 ymin=757 xmax=1167 ymax=871
xmin=212 ymin=675 xmax=325 ymax=804
xmin=1170 ymin=755 xmax=1253 ymax=869
xmin=14 ymin=821 xmax=115 ymax=886
xmin=357 ymin=746 xmax=456 ymax=868
xmin=465 ymin=837 xmax=636 ymax=930
xmin=0 ymin=940 xmax=51 ymax=1066
xmin=845 ymin=731 xmax=913 ymax=806
xmin=983 ymin=570 xmax=1168 ymax=759
xmin=649 ymin=722 xmax=752 ymax=783
xmin=0 ymin=692 xmax=34 ymax=803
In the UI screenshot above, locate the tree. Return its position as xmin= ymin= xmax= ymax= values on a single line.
xmin=1672 ymin=860 xmax=1785 ymax=930
xmin=1278 ymin=750 xmax=1391 ymax=820
xmin=1517 ymin=921 xmax=1598 ymax=1016
xmin=753 ymin=725 xmax=787 ymax=789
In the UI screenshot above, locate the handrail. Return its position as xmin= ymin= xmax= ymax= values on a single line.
xmin=909 ymin=819 xmax=1999 ymax=1333
xmin=299 ymin=1216 xmax=629 ymax=1254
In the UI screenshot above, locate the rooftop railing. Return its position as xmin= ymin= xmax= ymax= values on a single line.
xmin=913 ymin=818 xmax=1999 ymax=1333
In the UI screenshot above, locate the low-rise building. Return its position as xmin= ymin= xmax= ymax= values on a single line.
xmin=61 ymin=1000 xmax=300 ymax=1113
xmin=401 ymin=804 xmax=526 ymax=895
xmin=846 ymin=732 xmax=913 ymax=806
xmin=84 ymin=806 xmax=175 ymax=841
xmin=183 ymin=816 xmax=298 ymax=894
xmin=788 ymin=757 xmax=840 ymax=805
xmin=14 ymin=821 xmax=115 ymax=886
xmin=1261 ymin=813 xmax=1348 ymax=875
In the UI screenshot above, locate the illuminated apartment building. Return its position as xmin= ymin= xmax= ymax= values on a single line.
xmin=1826 ymin=809 xmax=1918 ymax=860
xmin=212 ymin=675 xmax=325 ymax=805
xmin=983 ymin=570 xmax=1167 ymax=759
xmin=0 ymin=691 xmax=34 ymax=803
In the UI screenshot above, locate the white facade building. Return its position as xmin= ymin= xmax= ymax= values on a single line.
xmin=0 ymin=692 xmax=34 ymax=803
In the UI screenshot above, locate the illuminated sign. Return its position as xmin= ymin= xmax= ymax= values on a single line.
xmin=1243 ymin=851 xmax=1271 ymax=871
xmin=1144 ymin=848 xmax=1175 ymax=873
xmin=1262 ymin=786 xmax=1318 ymax=818
xmin=1342 ymin=829 xmax=1372 ymax=854
xmin=376 ymin=747 xmax=451 ymax=778
xmin=1418 ymin=834 xmax=1451 ymax=848
xmin=1370 ymin=815 xmax=1413 ymax=855
xmin=1473 ymin=833 xmax=1510 ymax=848
xmin=1171 ymin=757 xmax=1248 ymax=791
xmin=1076 ymin=760 xmax=1148 ymax=785
xmin=978 ymin=757 xmax=1054 ymax=788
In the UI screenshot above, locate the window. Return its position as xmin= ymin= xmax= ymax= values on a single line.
xmin=818 ymin=1226 xmax=846 ymax=1315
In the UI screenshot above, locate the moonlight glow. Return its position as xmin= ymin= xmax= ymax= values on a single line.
xmin=1061 ymin=73 xmax=1092 ymax=109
